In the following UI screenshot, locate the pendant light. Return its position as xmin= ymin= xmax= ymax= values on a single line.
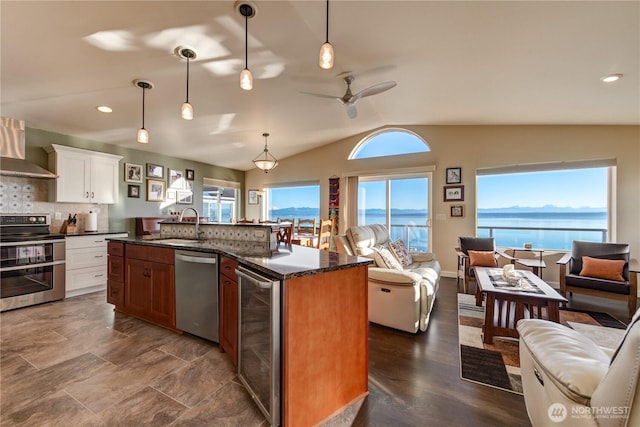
xmin=176 ymin=47 xmax=196 ymax=120
xmin=238 ymin=3 xmax=255 ymax=91
xmin=253 ymin=132 xmax=278 ymax=173
xmin=134 ymin=79 xmax=153 ymax=144
xmin=319 ymin=0 xmax=334 ymax=69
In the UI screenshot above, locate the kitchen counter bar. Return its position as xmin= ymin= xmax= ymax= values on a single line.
xmin=107 ymin=236 xmax=372 ymax=280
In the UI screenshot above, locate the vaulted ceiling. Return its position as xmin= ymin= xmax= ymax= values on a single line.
xmin=1 ymin=1 xmax=638 ymax=171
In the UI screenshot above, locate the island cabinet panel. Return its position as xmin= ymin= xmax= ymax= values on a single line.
xmin=282 ymin=265 xmax=369 ymax=426
xmin=123 ymin=244 xmax=176 ymax=329
xmin=107 ymin=242 xmax=124 ymax=308
xmin=219 ymin=256 xmax=239 ymax=367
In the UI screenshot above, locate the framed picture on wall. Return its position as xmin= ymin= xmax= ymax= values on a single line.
xmin=147 ymin=179 xmax=165 ymax=202
xmin=446 ymin=167 xmax=462 ymax=184
xmin=450 ymin=204 xmax=464 ymax=217
xmin=127 ymin=184 xmax=140 ymax=198
xmin=444 ymin=185 xmax=464 ymax=202
xmin=124 ymin=163 xmax=143 ymax=183
xmin=186 ymin=169 xmax=195 ymax=180
xmin=146 ymin=163 xmax=164 ymax=179
xmin=248 ymin=189 xmax=260 ymax=205
xmin=177 ymin=191 xmax=193 ymax=204
xmin=168 ymin=169 xmax=184 ymax=189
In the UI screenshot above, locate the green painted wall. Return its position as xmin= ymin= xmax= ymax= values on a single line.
xmin=24 ymin=127 xmax=245 ymax=236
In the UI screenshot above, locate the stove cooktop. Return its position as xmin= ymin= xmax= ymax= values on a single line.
xmin=0 ymin=214 xmax=63 ymax=243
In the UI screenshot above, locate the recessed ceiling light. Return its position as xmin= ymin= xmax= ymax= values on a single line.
xmin=600 ymin=73 xmax=623 ymax=83
xmin=97 ymin=105 xmax=113 ymax=113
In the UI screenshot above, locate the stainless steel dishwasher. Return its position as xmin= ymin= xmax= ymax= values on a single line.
xmin=175 ymin=250 xmax=219 ymax=342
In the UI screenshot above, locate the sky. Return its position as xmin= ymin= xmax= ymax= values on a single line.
xmin=477 ymin=168 xmax=608 ymax=209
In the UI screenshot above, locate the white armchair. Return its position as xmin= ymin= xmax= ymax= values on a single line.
xmin=334 ymin=224 xmax=441 ymax=333
xmin=517 ymin=310 xmax=640 ymax=426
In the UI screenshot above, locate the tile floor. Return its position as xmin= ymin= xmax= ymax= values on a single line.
xmin=0 ymin=291 xmax=268 ymax=426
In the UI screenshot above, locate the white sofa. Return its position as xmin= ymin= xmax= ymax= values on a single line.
xmin=334 ymin=224 xmax=441 ymax=333
xmin=518 ymin=311 xmax=640 ymax=427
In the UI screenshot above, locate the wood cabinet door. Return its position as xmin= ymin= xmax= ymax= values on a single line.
xmin=107 ymin=279 xmax=124 ymax=308
xmin=125 ymin=258 xmax=150 ymax=316
xmin=220 ymin=274 xmax=238 ymax=366
xmin=148 ymin=262 xmax=175 ymax=328
xmin=108 ymin=255 xmax=124 ymax=282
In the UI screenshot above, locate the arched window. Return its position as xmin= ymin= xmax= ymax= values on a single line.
xmin=349 ymin=128 xmax=430 ymax=160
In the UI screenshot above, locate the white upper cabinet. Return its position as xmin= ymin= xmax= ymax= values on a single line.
xmin=45 ymin=144 xmax=123 ymax=204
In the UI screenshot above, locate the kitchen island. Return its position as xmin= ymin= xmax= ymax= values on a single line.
xmin=107 ymin=235 xmax=371 ymax=427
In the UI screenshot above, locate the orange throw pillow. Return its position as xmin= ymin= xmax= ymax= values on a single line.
xmin=468 ymin=250 xmax=498 ymax=267
xmin=579 ymin=256 xmax=625 ymax=282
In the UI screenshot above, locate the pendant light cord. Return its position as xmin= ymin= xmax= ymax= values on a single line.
xmin=186 ymin=55 xmax=190 ymax=103
xmin=141 ymin=86 xmax=146 ymax=129
xmin=245 ymin=12 xmax=249 ymax=68
xmin=325 ymin=0 xmax=329 ymax=43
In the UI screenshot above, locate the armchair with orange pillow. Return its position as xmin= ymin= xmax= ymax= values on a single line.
xmin=558 ymin=240 xmax=638 ymax=317
xmin=454 ymin=237 xmax=513 ymax=293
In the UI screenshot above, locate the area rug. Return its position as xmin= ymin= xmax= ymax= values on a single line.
xmin=457 ymin=293 xmax=627 ymax=394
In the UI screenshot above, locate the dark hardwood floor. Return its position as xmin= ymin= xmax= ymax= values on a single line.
xmin=353 ymin=277 xmax=531 ymax=427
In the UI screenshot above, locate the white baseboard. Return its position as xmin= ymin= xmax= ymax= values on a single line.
xmin=65 ymin=284 xmax=106 ymax=299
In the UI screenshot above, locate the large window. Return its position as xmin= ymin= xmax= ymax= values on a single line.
xmin=264 ymin=183 xmax=320 ymax=222
xmin=349 ymin=128 xmax=430 ymax=159
xmin=476 ymin=164 xmax=611 ymax=250
xmin=358 ymin=174 xmax=432 ymax=251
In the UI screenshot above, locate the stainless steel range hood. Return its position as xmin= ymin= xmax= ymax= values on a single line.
xmin=0 ymin=117 xmax=57 ymax=179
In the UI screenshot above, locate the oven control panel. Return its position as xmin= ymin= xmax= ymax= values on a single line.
xmin=0 ymin=214 xmax=51 ymax=226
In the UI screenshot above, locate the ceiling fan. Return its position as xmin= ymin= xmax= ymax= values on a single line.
xmin=302 ymin=75 xmax=397 ymax=119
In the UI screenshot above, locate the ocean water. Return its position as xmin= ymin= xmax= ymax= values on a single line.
xmin=270 ymin=209 xmax=608 ymax=252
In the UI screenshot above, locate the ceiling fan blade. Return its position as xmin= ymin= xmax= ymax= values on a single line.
xmin=351 ymin=81 xmax=397 ymax=103
xmin=300 ymin=91 xmax=341 ymax=101
xmin=346 ymin=104 xmax=358 ymax=119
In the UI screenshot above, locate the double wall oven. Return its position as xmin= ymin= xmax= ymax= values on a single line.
xmin=0 ymin=214 xmax=66 ymax=312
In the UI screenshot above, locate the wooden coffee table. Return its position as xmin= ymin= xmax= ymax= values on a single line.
xmin=474 ymin=267 xmax=568 ymax=344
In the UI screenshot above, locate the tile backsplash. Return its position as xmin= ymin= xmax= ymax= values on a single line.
xmin=0 ymin=176 xmax=109 ymax=233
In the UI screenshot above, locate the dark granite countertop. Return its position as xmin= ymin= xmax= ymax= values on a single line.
xmin=108 ymin=236 xmax=372 ymax=280
xmin=66 ymin=230 xmax=128 ymax=237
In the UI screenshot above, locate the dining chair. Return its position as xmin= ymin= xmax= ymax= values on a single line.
xmin=278 ymin=222 xmax=294 ymax=245
xmin=317 ymin=219 xmax=333 ymax=250
xmin=297 ymin=218 xmax=317 ymax=235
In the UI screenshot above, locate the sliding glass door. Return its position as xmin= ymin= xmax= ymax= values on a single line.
xmin=358 ymin=174 xmax=431 ymax=251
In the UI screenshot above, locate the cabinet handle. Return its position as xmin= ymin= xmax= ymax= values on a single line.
xmin=91 ymin=192 xmax=94 ymax=198
xmin=94 ymin=255 xmax=104 ymax=258
xmin=94 ymin=274 xmax=104 ymax=278
xmin=86 ymin=192 xmax=89 ymax=198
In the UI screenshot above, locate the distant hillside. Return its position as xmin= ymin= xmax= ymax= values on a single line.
xmin=270 ymin=205 xmax=606 ymax=216
xmin=478 ymin=205 xmax=606 ymax=213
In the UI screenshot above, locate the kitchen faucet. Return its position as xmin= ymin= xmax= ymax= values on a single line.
xmin=178 ymin=207 xmax=200 ymax=239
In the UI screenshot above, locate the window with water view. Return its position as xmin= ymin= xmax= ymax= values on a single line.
xmin=358 ymin=175 xmax=431 ymax=252
xmin=476 ymin=167 xmax=610 ymax=250
xmin=264 ymin=184 xmax=320 ymax=223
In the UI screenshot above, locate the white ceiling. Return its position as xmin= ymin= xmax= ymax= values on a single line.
xmin=1 ymin=1 xmax=638 ymax=171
